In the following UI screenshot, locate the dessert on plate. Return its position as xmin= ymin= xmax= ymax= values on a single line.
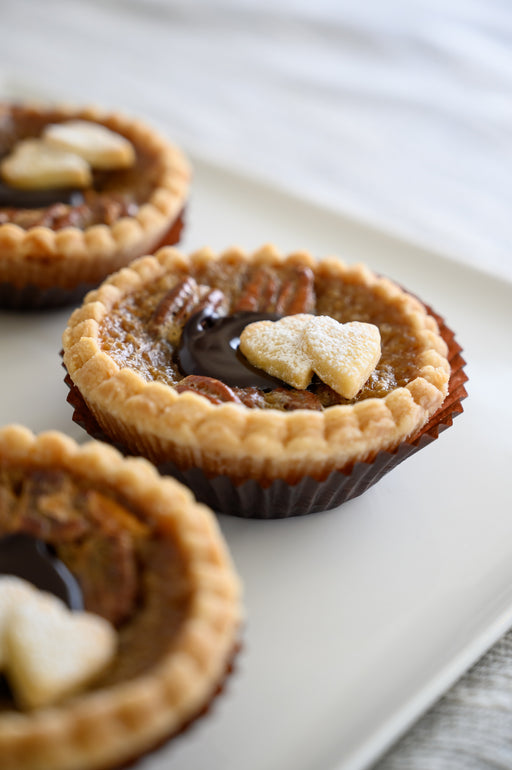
xmin=0 ymin=425 xmax=241 ymax=770
xmin=62 ymin=244 xmax=467 ymax=518
xmin=0 ymin=102 xmax=189 ymax=308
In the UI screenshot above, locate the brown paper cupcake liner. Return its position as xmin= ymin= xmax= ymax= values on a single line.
xmin=63 ymin=309 xmax=467 ymax=519
xmin=0 ymin=210 xmax=185 ymax=311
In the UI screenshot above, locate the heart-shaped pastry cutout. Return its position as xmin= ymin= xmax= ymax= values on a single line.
xmin=0 ymin=576 xmax=36 ymax=667
xmin=0 ymin=138 xmax=92 ymax=190
xmin=239 ymin=314 xmax=314 ymax=389
xmin=44 ymin=120 xmax=136 ymax=170
xmin=0 ymin=577 xmax=116 ymax=709
xmin=303 ymin=317 xmax=381 ymax=399
xmin=240 ymin=314 xmax=381 ymax=399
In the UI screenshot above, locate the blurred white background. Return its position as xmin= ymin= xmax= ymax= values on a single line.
xmin=2 ymin=0 xmax=511 ymax=280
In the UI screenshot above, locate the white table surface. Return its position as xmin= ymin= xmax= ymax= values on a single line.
xmin=1 ymin=1 xmax=512 ymax=768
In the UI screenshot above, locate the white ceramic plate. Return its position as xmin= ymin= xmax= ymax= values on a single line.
xmin=1 ymin=159 xmax=510 ymax=770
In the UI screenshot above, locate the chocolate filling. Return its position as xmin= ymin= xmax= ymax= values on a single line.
xmin=176 ymin=310 xmax=284 ymax=389
xmin=0 ymin=532 xmax=83 ymax=610
xmin=0 ymin=182 xmax=85 ymax=209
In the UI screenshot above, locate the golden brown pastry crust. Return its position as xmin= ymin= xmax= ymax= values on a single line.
xmin=62 ymin=245 xmax=450 ymax=485
xmin=0 ymin=425 xmax=241 ymax=770
xmin=0 ymin=103 xmax=190 ymax=294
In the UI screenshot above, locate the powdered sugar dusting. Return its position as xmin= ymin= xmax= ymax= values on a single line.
xmin=240 ymin=314 xmax=381 ymax=398
xmin=239 ymin=314 xmax=314 ymax=389
xmin=303 ymin=317 xmax=381 ymax=399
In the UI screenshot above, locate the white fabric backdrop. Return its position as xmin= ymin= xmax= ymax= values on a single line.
xmin=2 ymin=0 xmax=511 ymax=280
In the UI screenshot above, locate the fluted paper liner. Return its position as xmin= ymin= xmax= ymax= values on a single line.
xmin=64 ymin=308 xmax=467 ymax=518
xmin=0 ymin=211 xmax=185 ymax=311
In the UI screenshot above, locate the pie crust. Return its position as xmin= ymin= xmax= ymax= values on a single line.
xmin=62 ymin=245 xmax=451 ymax=488
xmin=0 ymin=425 xmax=242 ymax=770
xmin=0 ymin=103 xmax=190 ymax=308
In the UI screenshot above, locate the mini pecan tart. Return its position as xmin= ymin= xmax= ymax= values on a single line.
xmin=0 ymin=103 xmax=189 ymax=309
xmin=62 ymin=244 xmax=467 ymax=518
xmin=0 ymin=425 xmax=242 ymax=770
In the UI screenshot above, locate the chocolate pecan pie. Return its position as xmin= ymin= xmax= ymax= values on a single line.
xmin=0 ymin=103 xmax=189 ymax=308
xmin=62 ymin=244 xmax=467 ymax=517
xmin=0 ymin=425 xmax=241 ymax=770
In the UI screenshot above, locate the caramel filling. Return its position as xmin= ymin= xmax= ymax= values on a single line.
xmin=99 ymin=258 xmax=422 ymax=410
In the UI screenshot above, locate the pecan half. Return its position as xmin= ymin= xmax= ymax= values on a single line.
xmin=193 ymin=288 xmax=226 ymax=317
xmin=233 ymin=266 xmax=280 ymax=312
xmin=234 ymin=265 xmax=316 ymax=314
xmin=149 ymin=277 xmax=199 ymax=344
xmin=176 ymin=375 xmax=242 ymax=405
xmin=150 ymin=280 xmax=227 ymax=346
xmin=233 ymin=386 xmax=267 ymax=408
xmin=7 ymin=470 xmax=90 ymax=542
xmin=274 ymin=266 xmax=316 ymax=314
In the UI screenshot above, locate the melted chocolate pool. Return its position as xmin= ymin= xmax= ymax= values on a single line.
xmin=0 ymin=181 xmax=85 ymax=209
xmin=0 ymin=533 xmax=83 ymax=610
xmin=176 ymin=310 xmax=285 ymax=389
